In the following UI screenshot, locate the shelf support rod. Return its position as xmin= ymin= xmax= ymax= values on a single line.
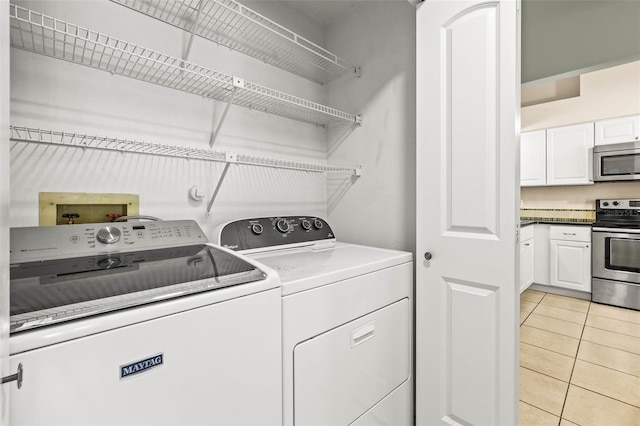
xmin=182 ymin=0 xmax=204 ymax=63
xmin=206 ymin=152 xmax=237 ymax=214
xmin=210 ymin=85 xmax=239 ymax=147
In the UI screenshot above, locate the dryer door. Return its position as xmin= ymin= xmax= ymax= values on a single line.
xmin=294 ymin=298 xmax=410 ymax=425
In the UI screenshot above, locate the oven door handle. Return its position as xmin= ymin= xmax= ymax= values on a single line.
xmin=592 ymin=227 xmax=640 ymax=234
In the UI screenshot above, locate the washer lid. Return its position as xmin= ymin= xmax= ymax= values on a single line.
xmin=250 ymin=242 xmax=413 ymax=295
xmin=10 ymin=244 xmax=266 ymax=333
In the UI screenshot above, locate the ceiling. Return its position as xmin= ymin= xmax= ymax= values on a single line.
xmin=279 ymin=1 xmax=365 ymax=26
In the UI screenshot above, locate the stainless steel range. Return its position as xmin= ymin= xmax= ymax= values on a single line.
xmin=592 ymin=199 xmax=640 ymax=310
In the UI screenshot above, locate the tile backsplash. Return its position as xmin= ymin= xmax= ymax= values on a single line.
xmin=521 ymin=181 xmax=640 ymax=210
xmin=520 ymin=208 xmax=595 ymax=223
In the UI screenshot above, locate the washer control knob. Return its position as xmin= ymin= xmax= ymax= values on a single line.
xmin=251 ymin=223 xmax=264 ymax=235
xmin=301 ymin=219 xmax=312 ymax=231
xmin=276 ymin=219 xmax=290 ymax=234
xmin=96 ymin=226 xmax=121 ymax=244
xmin=313 ymin=219 xmax=324 ymax=230
xmin=98 ymin=257 xmax=121 ymax=269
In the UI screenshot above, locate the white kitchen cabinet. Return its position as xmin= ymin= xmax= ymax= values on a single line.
xmin=595 ymin=114 xmax=640 ymax=146
xmin=520 ymin=225 xmax=535 ymax=293
xmin=546 ymin=123 xmax=595 ymax=185
xmin=549 ymin=226 xmax=591 ymax=293
xmin=520 ymin=130 xmax=547 ymax=186
xmin=533 ymin=224 xmax=550 ymax=285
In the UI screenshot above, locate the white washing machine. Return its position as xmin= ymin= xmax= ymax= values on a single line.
xmin=8 ymin=220 xmax=282 ymax=426
xmin=217 ymin=216 xmax=414 ymax=425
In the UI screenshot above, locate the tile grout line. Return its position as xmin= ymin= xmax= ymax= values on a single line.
xmin=519 ymin=399 xmax=562 ymax=422
xmin=568 ymin=383 xmax=640 ymax=410
xmin=558 ymin=300 xmax=591 ymax=424
xmin=579 ymin=337 xmax=640 ymax=359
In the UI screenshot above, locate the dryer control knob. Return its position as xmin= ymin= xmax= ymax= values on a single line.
xmin=97 ymin=226 xmax=121 ymax=244
xmin=276 ymin=219 xmax=290 ymax=234
xmin=251 ymin=223 xmax=264 ymax=235
xmin=301 ymin=220 xmax=312 ymax=231
xmin=313 ymin=219 xmax=324 ymax=230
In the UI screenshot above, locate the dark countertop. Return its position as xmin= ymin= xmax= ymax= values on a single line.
xmin=521 ymin=220 xmax=593 ymax=227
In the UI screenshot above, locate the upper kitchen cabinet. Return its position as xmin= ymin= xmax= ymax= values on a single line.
xmin=546 ymin=122 xmax=594 ymax=186
xmin=595 ymin=114 xmax=640 ymax=146
xmin=109 ymin=0 xmax=359 ymax=85
xmin=520 ymin=130 xmax=546 ymax=187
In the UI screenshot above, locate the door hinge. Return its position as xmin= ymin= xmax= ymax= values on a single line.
xmin=1 ymin=363 xmax=23 ymax=389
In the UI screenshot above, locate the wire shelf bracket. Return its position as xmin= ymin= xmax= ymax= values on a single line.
xmin=110 ymin=0 xmax=360 ymax=85
xmin=9 ymin=4 xmax=362 ymax=128
xmin=209 ymin=84 xmax=238 ymax=147
xmin=206 ymin=152 xmax=234 ymax=214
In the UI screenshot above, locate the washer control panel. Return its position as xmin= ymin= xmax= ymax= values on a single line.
xmin=10 ymin=220 xmax=208 ymax=263
xmin=218 ymin=216 xmax=335 ymax=251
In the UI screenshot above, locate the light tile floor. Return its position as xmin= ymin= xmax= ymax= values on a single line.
xmin=519 ymin=289 xmax=640 ymax=426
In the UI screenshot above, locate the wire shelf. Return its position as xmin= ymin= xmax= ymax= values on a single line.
xmin=110 ymin=0 xmax=358 ymax=85
xmin=9 ymin=126 xmax=363 ymax=176
xmin=9 ymin=4 xmax=361 ymax=127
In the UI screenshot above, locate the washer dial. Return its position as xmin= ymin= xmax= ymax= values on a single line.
xmin=96 ymin=226 xmax=121 ymax=244
xmin=276 ymin=219 xmax=290 ymax=233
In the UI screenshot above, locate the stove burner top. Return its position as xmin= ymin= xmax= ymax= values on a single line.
xmin=594 ymin=199 xmax=640 ymax=230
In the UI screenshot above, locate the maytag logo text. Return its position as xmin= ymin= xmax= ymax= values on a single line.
xmin=120 ymin=353 xmax=164 ymax=379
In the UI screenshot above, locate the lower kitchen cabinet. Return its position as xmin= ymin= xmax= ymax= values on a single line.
xmin=526 ymin=223 xmax=592 ymax=293
xmin=548 ymin=226 xmax=591 ymax=292
xmin=533 ymin=224 xmax=550 ymax=285
xmin=520 ymin=226 xmax=535 ymax=293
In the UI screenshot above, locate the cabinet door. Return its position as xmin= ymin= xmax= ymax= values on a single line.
xmin=595 ymin=115 xmax=640 ymax=146
xmin=520 ymin=239 xmax=534 ymax=293
xmin=550 ymin=240 xmax=591 ymax=292
xmin=534 ymin=224 xmax=550 ymax=285
xmin=546 ymin=123 xmax=595 ymax=185
xmin=520 ymin=130 xmax=546 ymax=186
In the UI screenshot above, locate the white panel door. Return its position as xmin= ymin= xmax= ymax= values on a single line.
xmin=1 ymin=2 xmax=11 ymax=425
xmin=521 ymin=130 xmax=546 ymax=186
xmin=546 ymin=123 xmax=595 ymax=185
xmin=595 ymin=114 xmax=640 ymax=146
xmin=416 ymin=1 xmax=519 ymax=425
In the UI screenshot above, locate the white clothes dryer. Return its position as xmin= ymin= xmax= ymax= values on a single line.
xmin=217 ymin=216 xmax=414 ymax=425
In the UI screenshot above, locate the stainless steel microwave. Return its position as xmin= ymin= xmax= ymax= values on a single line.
xmin=593 ymin=141 xmax=640 ymax=182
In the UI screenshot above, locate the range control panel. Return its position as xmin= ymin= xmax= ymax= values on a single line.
xmin=218 ymin=216 xmax=335 ymax=251
xmin=10 ymin=220 xmax=208 ymax=263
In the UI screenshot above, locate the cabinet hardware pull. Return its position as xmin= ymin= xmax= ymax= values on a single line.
xmin=1 ymin=363 xmax=23 ymax=389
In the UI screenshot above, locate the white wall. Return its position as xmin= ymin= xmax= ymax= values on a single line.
xmin=522 ymin=61 xmax=640 ymax=131
xmin=325 ymin=1 xmax=416 ymax=253
xmin=9 ymin=0 xmax=334 ymax=237
xmin=521 ymin=61 xmax=640 ymax=210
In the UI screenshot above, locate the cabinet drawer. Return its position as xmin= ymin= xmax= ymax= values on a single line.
xmin=521 ymin=225 xmax=534 ymax=241
xmin=549 ymin=226 xmax=590 ymax=242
